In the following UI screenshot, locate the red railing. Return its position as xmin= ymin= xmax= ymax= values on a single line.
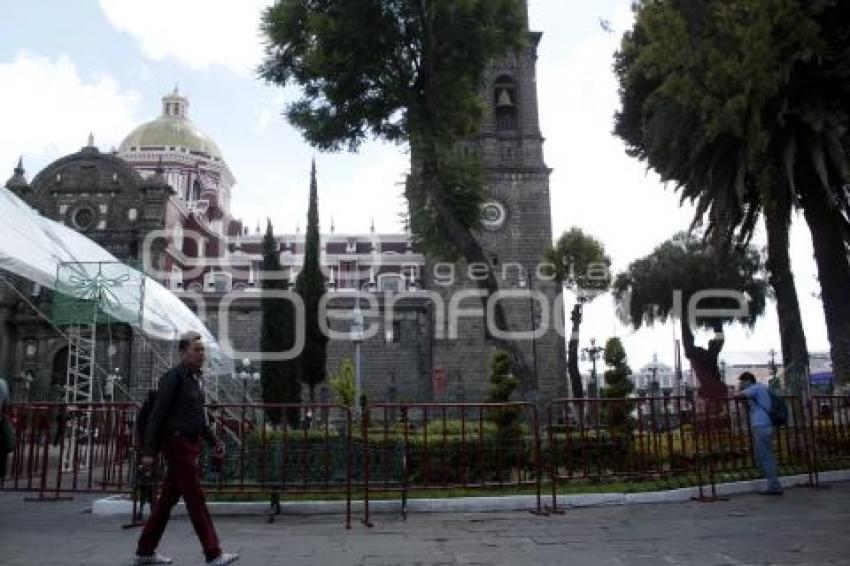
xmin=810 ymin=395 xmax=850 ymax=482
xmin=544 ymin=395 xmax=818 ymax=509
xmin=2 ymin=395 xmax=849 ymax=527
xmin=201 ymin=403 xmax=353 ymax=529
xmin=1 ymin=402 xmax=135 ymax=499
xmin=357 ymin=402 xmax=544 ymax=525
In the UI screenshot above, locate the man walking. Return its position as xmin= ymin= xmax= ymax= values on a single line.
xmin=738 ymin=372 xmax=783 ymax=495
xmin=0 ymin=375 xmax=11 ymax=478
xmin=134 ymin=331 xmax=239 ymax=565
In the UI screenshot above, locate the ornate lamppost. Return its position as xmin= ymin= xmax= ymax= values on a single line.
xmin=239 ymin=358 xmax=260 ymax=402
xmin=581 ymin=338 xmax=603 ymax=398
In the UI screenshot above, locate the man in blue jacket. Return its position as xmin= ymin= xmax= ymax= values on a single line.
xmin=738 ymin=372 xmax=783 ymax=495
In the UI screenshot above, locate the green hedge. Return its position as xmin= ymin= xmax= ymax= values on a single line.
xmin=198 ymin=426 xmax=819 ymax=488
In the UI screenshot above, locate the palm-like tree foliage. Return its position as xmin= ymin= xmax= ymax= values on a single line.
xmin=614 ymin=0 xmax=850 ymax=384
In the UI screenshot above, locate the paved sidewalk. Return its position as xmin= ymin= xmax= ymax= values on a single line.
xmin=1 ymin=484 xmax=848 ymax=565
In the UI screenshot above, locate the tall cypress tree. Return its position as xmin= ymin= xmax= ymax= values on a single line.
xmin=295 ymin=160 xmax=328 ymax=403
xmin=260 ymin=219 xmax=299 ymax=426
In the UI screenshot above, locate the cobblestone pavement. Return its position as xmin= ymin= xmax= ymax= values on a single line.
xmin=1 ymin=484 xmax=848 ymax=565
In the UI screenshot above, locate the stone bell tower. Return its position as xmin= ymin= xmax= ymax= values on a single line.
xmin=423 ymin=16 xmax=567 ymax=405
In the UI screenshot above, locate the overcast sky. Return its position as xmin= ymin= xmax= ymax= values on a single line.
xmin=0 ymin=1 xmax=831 ymax=372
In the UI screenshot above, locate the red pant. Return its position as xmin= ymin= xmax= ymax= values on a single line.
xmin=136 ymin=434 xmax=221 ymax=561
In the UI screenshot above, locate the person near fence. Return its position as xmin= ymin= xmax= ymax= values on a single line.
xmin=133 ymin=331 xmax=239 ymax=565
xmin=53 ymin=404 xmax=67 ymax=447
xmin=0 ymin=376 xmax=12 ymax=477
xmin=737 ymin=372 xmax=783 ymax=495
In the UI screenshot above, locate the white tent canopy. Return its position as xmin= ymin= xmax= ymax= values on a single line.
xmin=0 ymin=186 xmax=229 ymax=374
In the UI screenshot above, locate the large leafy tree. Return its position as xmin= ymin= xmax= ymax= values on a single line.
xmin=614 ymin=0 xmax=850 ymax=385
xmin=544 ymin=228 xmax=611 ymax=398
xmin=260 ymin=219 xmax=300 ymax=426
xmin=258 ymin=0 xmax=537 ymax=391
xmin=295 ymin=160 xmax=328 ymax=403
xmin=613 ymin=233 xmax=768 ymax=398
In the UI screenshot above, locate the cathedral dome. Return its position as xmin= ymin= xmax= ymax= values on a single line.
xmin=118 ymin=88 xmax=223 ymax=161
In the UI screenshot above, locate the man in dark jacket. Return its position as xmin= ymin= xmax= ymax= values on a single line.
xmin=134 ymin=331 xmax=239 ymax=565
xmin=0 ymin=376 xmax=11 ymax=478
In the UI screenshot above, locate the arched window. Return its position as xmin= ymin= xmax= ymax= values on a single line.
xmin=493 ymin=75 xmax=518 ymax=132
xmin=191 ymin=179 xmax=202 ymax=201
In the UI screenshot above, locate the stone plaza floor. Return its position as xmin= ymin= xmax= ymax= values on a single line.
xmin=0 ymin=483 xmax=848 ymax=565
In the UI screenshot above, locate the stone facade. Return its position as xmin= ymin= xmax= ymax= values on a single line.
xmin=422 ymin=31 xmax=567 ymax=404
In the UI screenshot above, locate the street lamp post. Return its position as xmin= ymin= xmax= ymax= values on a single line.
xmin=647 ymin=354 xmax=662 ymax=427
xmin=768 ymin=348 xmax=779 ymax=391
xmin=239 ymin=358 xmax=261 ymax=403
xmin=351 ymin=292 xmax=365 ymax=417
xmin=648 ymin=354 xmax=659 ymax=394
xmin=104 ymin=368 xmax=119 ymax=403
xmin=16 ymin=370 xmax=33 ymax=403
xmin=581 ymin=338 xmax=603 ymax=398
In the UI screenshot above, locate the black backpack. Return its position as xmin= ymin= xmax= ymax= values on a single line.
xmin=767 ymin=390 xmax=789 ymax=427
xmin=135 ymin=390 xmax=159 ymax=447
xmin=135 ymin=377 xmax=182 ymax=450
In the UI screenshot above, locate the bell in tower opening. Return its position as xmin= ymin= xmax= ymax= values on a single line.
xmin=494 ymin=75 xmax=518 ymax=132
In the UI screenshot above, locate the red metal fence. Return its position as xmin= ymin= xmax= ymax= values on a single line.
xmin=2 ymin=396 xmax=849 ymax=528
xmin=811 ymin=395 xmax=850 ymax=479
xmin=544 ymin=396 xmax=819 ymax=509
xmin=1 ymin=403 xmax=135 ymax=499
xmin=358 ymin=402 xmax=544 ymax=524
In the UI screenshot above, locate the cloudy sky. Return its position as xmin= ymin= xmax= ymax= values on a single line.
xmin=0 ymin=0 xmax=831 ymax=372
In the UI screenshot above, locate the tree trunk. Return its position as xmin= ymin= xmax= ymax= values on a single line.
xmin=800 ymin=184 xmax=850 ymax=386
xmin=553 ymin=275 xmax=569 ymax=397
xmin=408 ymin=136 xmax=534 ymax=394
xmin=763 ymin=192 xmax=809 ymax=395
xmin=413 ymin=5 xmax=534 ymax=398
xmin=680 ymin=317 xmax=727 ymax=399
xmin=567 ymin=303 xmax=584 ymax=398
xmin=423 ymin=168 xmax=535 ymax=393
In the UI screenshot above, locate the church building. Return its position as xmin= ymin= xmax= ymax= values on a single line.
xmin=0 ymin=17 xmax=566 ymax=407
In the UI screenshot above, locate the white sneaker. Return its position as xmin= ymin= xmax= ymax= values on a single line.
xmin=134 ymin=554 xmax=173 ymax=565
xmin=207 ymin=552 xmax=239 ymax=565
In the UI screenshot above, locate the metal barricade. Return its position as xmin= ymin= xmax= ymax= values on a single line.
xmin=359 ymin=401 xmax=543 ymax=526
xmin=1 ymin=402 xmax=135 ymax=500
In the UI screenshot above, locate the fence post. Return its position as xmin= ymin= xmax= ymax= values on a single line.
xmin=545 ymin=401 xmax=564 ymax=514
xmin=361 ymin=397 xmax=372 ymax=528
xmin=24 ymin=410 xmax=72 ymax=502
xmin=401 ymin=404 xmax=409 ymax=521
xmin=806 ymin=396 xmax=822 ymax=489
xmin=690 ymin=399 xmax=727 ymax=503
xmin=529 ymin=403 xmax=547 ymax=516
xmin=345 ymin=404 xmax=352 ymax=530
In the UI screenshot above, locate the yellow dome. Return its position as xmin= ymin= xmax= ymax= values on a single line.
xmin=119 ymin=88 xmax=223 ymax=160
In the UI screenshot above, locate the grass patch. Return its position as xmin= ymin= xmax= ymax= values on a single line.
xmin=204 ymin=473 xmax=726 ymax=503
